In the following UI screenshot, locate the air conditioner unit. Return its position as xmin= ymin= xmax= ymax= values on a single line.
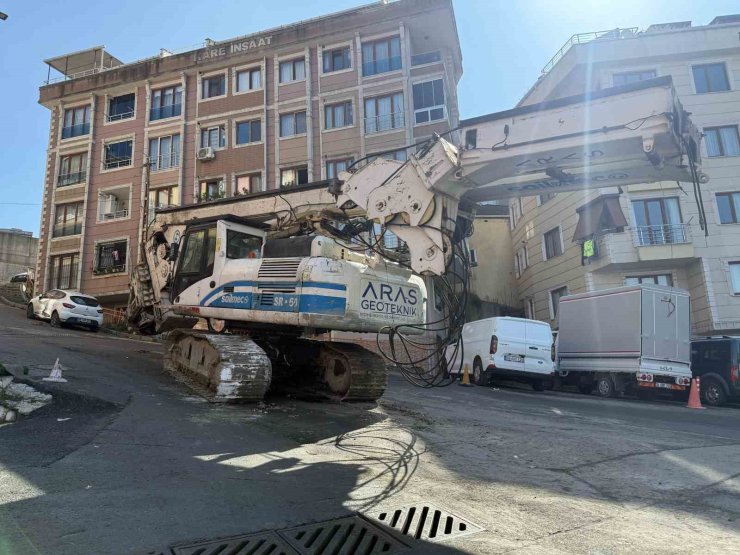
xmin=197 ymin=147 xmax=215 ymax=161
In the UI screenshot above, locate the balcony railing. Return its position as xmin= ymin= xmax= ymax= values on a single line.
xmin=103 ymin=156 xmax=132 ymax=170
xmin=150 ymin=103 xmax=182 ymax=121
xmin=61 ymin=122 xmax=90 ymax=139
xmin=362 ymin=56 xmax=402 ymax=77
xmin=411 ymin=51 xmax=441 ymax=66
xmin=100 ymin=209 xmax=129 ymax=221
xmin=106 ymin=110 xmax=135 ymax=122
xmin=541 ymin=28 xmax=639 ymax=74
xmin=633 ymin=223 xmax=691 ymax=246
xmin=57 ymin=170 xmax=86 ymax=187
xmin=52 ymin=222 xmax=82 ymax=238
xmin=149 ymin=153 xmax=180 ymax=172
xmin=365 ymin=112 xmax=405 ymax=134
xmin=93 ymin=264 xmax=126 ymax=276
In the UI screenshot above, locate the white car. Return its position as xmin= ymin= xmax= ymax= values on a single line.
xmin=27 ymin=289 xmax=104 ymax=331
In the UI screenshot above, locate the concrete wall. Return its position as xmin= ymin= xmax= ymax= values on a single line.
xmin=0 ymin=230 xmax=38 ymax=282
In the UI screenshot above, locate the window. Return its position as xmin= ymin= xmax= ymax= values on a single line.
xmin=236 ymin=174 xmax=263 ymax=194
xmin=236 ymin=68 xmax=261 ymax=92
xmin=412 ymin=79 xmax=445 ymax=124
xmin=543 ymin=227 xmax=563 ymax=260
xmin=149 ymin=134 xmax=180 ymax=171
xmin=280 ymin=111 xmax=307 ymax=137
xmin=281 ymin=166 xmax=308 ymax=188
xmin=98 ymin=186 xmax=130 ymax=221
xmin=202 ymin=74 xmax=226 ymax=99
xmin=632 ymin=197 xmax=686 ymax=245
xmin=199 ymin=179 xmax=225 ymax=201
xmin=612 ymin=70 xmax=656 ymax=86
xmin=58 ymin=152 xmax=87 ymax=187
xmin=510 ymin=198 xmax=522 ymax=229
xmin=693 ymin=63 xmax=730 ymax=93
xmin=550 ymin=286 xmax=568 ymax=319
xmin=368 ymin=149 xmax=407 ymax=164
xmin=469 ymin=248 xmax=478 ymax=267
xmin=364 ymin=92 xmax=404 ymax=134
xmin=717 ymin=192 xmax=740 ymax=224
xmin=62 ymin=105 xmax=90 ymax=139
xmin=103 ymin=139 xmax=133 ymax=170
xmin=200 ymin=125 xmax=226 ymax=149
xmin=704 ymin=126 xmax=740 ymax=157
xmin=48 ymin=253 xmax=79 ymax=289
xmin=515 ymin=246 xmax=528 ymax=278
xmin=411 ymin=51 xmax=441 ymax=66
xmin=464 ymin=129 xmax=477 ymax=150
xmin=361 ymin=36 xmax=401 ymax=76
xmin=730 ymin=262 xmax=740 ymax=294
xmin=323 ymin=47 xmax=351 ymax=73
xmin=538 ymin=192 xmax=556 ymax=206
xmin=107 ymin=93 xmax=135 ymax=122
xmin=279 ymin=58 xmax=305 ymax=83
xmin=235 ymin=120 xmax=261 ymax=145
xmin=324 ymin=101 xmax=353 ymax=130
xmin=94 ymin=240 xmax=127 ymax=275
xmin=326 ymin=158 xmax=353 ymax=179
xmin=226 ymin=229 xmax=262 ymax=259
xmin=150 ymin=85 xmax=182 ymax=120
xmin=624 ymin=274 xmax=673 ymax=286
xmin=525 ymin=298 xmax=535 ymax=320
xmin=53 ymin=202 xmax=83 ymax=237
xmin=148 ymin=185 xmax=179 ymax=221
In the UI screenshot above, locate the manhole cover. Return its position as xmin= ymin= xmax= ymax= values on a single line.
xmin=372 ymin=505 xmax=482 ymax=543
xmin=170 ymin=530 xmax=294 ymax=555
xmin=278 ymin=515 xmax=409 ymax=555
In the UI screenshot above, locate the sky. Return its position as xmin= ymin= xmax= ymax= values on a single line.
xmin=0 ymin=0 xmax=737 ymax=235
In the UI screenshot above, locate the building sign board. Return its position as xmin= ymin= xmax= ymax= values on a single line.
xmin=193 ymin=36 xmax=274 ymax=63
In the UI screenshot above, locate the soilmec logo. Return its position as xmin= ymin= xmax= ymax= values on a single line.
xmin=360 ymin=280 xmax=419 ymax=318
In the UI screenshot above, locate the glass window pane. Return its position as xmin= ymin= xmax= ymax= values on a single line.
xmin=720 ymin=127 xmax=740 ymax=156
xmin=279 ymin=61 xmax=292 ymax=83
xmin=732 ymin=193 xmax=740 ymax=223
xmin=251 ymin=69 xmax=260 ymax=89
xmin=705 ymin=129 xmax=720 ymax=156
xmin=730 ymin=263 xmax=740 ymax=294
xmin=226 ymin=230 xmax=262 ymax=259
xmin=663 ymin=198 xmax=681 ymax=225
xmin=237 ymin=71 xmax=248 ymax=91
xmin=295 ymin=112 xmax=306 ymax=134
xmin=717 ymin=194 xmax=733 ymax=224
xmin=295 ymin=59 xmax=305 ymax=80
xmin=646 ymin=200 xmax=663 ymax=226
xmin=280 ymin=114 xmax=293 ymax=136
xmin=693 ymin=66 xmax=708 ymax=93
xmin=237 ymin=122 xmax=248 ymax=144
xmin=707 ymin=64 xmax=729 ymax=92
xmin=251 ymin=121 xmax=261 ymax=142
xmin=323 ymin=52 xmax=331 ymax=73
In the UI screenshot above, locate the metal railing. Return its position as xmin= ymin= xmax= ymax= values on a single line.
xmin=52 ymin=222 xmax=82 ymax=238
xmin=106 ymin=110 xmax=135 ymax=122
xmin=150 ymin=103 xmax=182 ymax=121
xmin=362 ymin=56 xmax=402 ymax=77
xmin=61 ymin=122 xmax=90 ymax=139
xmin=103 ymin=155 xmax=132 ymax=170
xmin=364 ymin=112 xmax=405 ymax=134
xmin=45 ymin=65 xmax=117 ymax=85
xmin=57 ymin=170 xmax=86 ymax=187
xmin=541 ymin=28 xmax=639 ymax=74
xmin=100 ymin=209 xmax=129 ymax=221
xmin=411 ymin=51 xmax=441 ymax=66
xmin=633 ymin=223 xmax=691 ymax=246
xmin=149 ymin=153 xmax=180 ymax=172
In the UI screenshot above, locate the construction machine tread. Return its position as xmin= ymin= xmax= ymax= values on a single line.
xmin=163 ymin=330 xmax=272 ymax=402
xmin=317 ymin=341 xmax=388 ymax=402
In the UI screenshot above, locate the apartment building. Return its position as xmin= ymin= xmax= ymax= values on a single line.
xmin=36 ymin=0 xmax=462 ymax=308
xmin=508 ymin=15 xmax=740 ymax=335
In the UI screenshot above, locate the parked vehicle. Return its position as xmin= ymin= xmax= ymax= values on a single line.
xmin=446 ymin=317 xmax=555 ymax=390
xmin=691 ymin=336 xmax=740 ymax=406
xmin=557 ymin=285 xmax=692 ymax=397
xmin=27 ymin=289 xmax=103 ymax=331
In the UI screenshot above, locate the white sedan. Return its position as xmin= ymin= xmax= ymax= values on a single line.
xmin=27 ymin=289 xmax=104 ymax=331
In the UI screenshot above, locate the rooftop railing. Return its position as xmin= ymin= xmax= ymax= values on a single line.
xmin=541 ymin=28 xmax=639 ymax=74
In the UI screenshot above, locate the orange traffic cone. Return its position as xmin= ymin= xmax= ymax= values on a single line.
xmin=459 ymin=363 xmax=472 ymax=387
xmin=687 ymin=377 xmax=705 ymax=409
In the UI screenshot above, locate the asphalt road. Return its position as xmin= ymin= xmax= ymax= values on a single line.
xmin=1 ymin=303 xmax=739 ymax=554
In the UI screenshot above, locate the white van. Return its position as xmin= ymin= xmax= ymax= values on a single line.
xmin=446 ymin=317 xmax=556 ymax=390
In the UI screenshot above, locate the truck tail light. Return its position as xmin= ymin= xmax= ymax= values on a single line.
xmin=731 ymin=366 xmax=739 ymax=384
xmin=675 ymin=377 xmax=691 ymax=386
xmin=490 ymin=335 xmax=498 ymax=355
xmin=62 ymin=303 xmax=75 ymax=309
xmin=551 ymin=343 xmax=556 ymax=362
xmin=637 ymin=373 xmax=654 ymax=383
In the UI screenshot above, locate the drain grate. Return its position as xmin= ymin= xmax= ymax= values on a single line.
xmin=372 ymin=504 xmax=482 ymax=543
xmin=170 ymin=530 xmax=294 ymax=555
xmin=278 ymin=515 xmax=409 ymax=555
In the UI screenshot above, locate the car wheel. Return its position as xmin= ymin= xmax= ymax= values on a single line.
xmin=595 ymin=375 xmax=615 ymax=398
xmin=50 ymin=311 xmax=62 ymax=328
xmin=472 ymin=359 xmax=484 ymax=385
xmin=701 ymin=377 xmax=727 ymax=407
xmin=577 ymin=383 xmax=593 ymax=395
xmin=26 ymin=304 xmax=35 ymax=319
xmin=532 ymin=380 xmax=546 ymax=392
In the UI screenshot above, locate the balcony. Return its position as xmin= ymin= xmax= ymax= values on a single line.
xmin=103 ymin=155 xmax=132 ymax=170
xmin=106 ymin=110 xmax=134 ymax=123
xmin=411 ymin=51 xmax=441 ymax=66
xmin=100 ymin=209 xmax=129 ymax=221
xmin=591 ymin=225 xmax=695 ymax=268
xmin=61 ymin=122 xmax=90 ymax=139
xmin=362 ymin=56 xmax=402 ymax=77
xmin=632 ymin=224 xmax=691 ymax=246
xmin=365 ymin=112 xmax=405 ymax=135
xmin=150 ymin=103 xmax=182 ymax=121
xmin=52 ymin=222 xmax=82 ymax=238
xmin=149 ymin=152 xmax=180 ymax=172
xmin=57 ymin=170 xmax=86 ymax=187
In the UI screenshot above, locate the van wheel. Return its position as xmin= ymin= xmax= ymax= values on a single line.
xmin=595 ymin=375 xmax=615 ymax=398
xmin=473 ymin=360 xmax=484 ymax=385
xmin=701 ymin=377 xmax=727 ymax=407
xmin=532 ymin=380 xmax=546 ymax=392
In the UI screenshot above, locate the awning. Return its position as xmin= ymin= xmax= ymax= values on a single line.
xmin=44 ymin=46 xmax=123 ymax=79
xmin=573 ymin=194 xmax=628 ymax=242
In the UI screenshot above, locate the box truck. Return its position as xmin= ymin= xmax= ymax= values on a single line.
xmin=556 ymin=285 xmax=692 ymax=397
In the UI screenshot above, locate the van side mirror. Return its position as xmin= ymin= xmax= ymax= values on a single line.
xmin=168 ymin=242 xmax=179 ymax=261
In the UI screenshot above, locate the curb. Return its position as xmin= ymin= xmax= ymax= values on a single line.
xmin=0 ymin=295 xmax=25 ymax=310
xmin=99 ymin=327 xmax=162 ymax=343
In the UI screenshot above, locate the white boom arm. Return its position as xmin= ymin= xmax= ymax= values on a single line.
xmin=336 ymin=78 xmax=705 ymax=276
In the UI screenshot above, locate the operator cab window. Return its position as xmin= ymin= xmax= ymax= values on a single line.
xmin=173 ymin=225 xmax=218 ymax=299
xmin=226 ymin=230 xmax=262 ymax=259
